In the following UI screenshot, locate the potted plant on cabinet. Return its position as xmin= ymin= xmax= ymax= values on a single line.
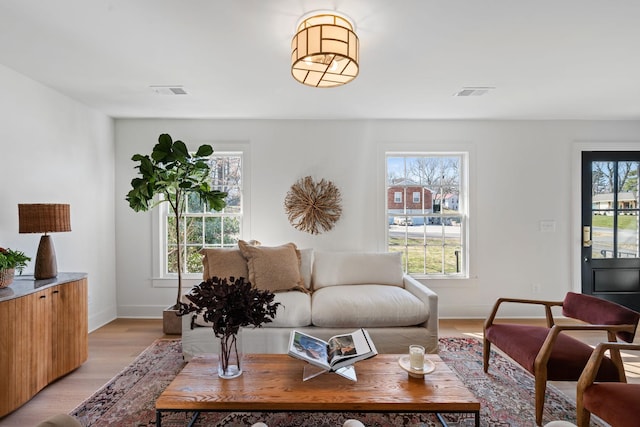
xmin=126 ymin=133 xmax=227 ymax=334
xmin=0 ymin=247 xmax=31 ymax=288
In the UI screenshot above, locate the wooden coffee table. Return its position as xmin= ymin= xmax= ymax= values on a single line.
xmin=155 ymin=353 xmax=480 ymax=426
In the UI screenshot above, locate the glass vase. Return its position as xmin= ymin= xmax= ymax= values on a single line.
xmin=218 ymin=332 xmax=242 ymax=379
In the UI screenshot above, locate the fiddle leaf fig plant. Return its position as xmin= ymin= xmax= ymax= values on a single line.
xmin=126 ymin=133 xmax=227 ymax=308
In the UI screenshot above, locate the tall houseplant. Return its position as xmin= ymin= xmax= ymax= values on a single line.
xmin=126 ymin=134 xmax=227 ymax=332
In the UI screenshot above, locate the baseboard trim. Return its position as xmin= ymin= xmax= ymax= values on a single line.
xmin=89 ymin=305 xmax=118 ymax=333
xmin=117 ymin=304 xmax=168 ymax=318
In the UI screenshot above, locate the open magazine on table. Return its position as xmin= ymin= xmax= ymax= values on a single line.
xmin=287 ymin=328 xmax=378 ymax=372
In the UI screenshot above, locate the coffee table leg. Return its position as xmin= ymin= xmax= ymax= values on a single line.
xmin=436 ymin=413 xmax=448 ymax=426
xmin=187 ymin=411 xmax=200 ymax=427
xmin=435 ymin=412 xmax=478 ymax=427
xmin=155 ymin=410 xmax=199 ymax=427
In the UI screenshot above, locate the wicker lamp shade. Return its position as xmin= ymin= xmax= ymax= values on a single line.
xmin=18 ymin=204 xmax=71 ymax=234
xmin=18 ymin=204 xmax=71 ymax=280
xmin=291 ymin=12 xmax=359 ymax=88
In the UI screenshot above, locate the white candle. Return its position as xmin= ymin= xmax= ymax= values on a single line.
xmin=409 ymin=345 xmax=425 ymax=370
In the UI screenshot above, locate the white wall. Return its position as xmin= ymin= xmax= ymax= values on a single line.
xmin=114 ymin=119 xmax=640 ymax=319
xmin=0 ymin=64 xmax=116 ymax=331
xmin=3 ymin=63 xmax=638 ymax=325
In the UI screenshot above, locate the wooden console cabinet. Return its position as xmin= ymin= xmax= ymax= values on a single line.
xmin=0 ymin=273 xmax=88 ymax=418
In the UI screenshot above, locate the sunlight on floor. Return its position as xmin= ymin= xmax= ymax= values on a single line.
xmin=462 ymin=332 xmax=483 ymax=340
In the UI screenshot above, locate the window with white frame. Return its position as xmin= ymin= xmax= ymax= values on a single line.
xmin=386 ymin=153 xmax=467 ymax=277
xmin=163 ymin=153 xmax=243 ymax=275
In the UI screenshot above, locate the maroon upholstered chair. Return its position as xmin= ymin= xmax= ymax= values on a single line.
xmin=483 ymin=292 xmax=640 ymax=426
xmin=577 ymin=342 xmax=640 ymax=427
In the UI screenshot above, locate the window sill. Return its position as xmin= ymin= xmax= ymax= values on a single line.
xmin=411 ymin=275 xmax=479 ymax=289
xmin=409 ymin=274 xmax=469 ymax=280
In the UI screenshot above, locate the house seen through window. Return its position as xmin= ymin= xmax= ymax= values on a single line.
xmin=386 ymin=153 xmax=467 ymax=277
xmin=165 ymin=153 xmax=242 ymax=275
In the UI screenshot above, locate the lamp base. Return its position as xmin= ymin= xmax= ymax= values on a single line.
xmin=34 ymin=235 xmax=57 ymax=280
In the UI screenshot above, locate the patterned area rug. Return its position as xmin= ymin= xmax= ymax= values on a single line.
xmin=70 ymin=337 xmax=601 ymax=426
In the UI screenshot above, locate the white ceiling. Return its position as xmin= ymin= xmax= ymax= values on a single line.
xmin=1 ymin=0 xmax=639 ymax=120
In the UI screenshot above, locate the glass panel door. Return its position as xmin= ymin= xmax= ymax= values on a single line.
xmin=582 ymin=152 xmax=640 ymax=311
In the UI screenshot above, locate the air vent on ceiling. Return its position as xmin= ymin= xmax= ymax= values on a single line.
xmin=453 ymin=87 xmax=495 ymax=97
xmin=149 ymin=85 xmax=188 ymax=95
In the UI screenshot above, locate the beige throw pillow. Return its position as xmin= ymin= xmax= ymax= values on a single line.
xmin=200 ymin=248 xmax=249 ymax=281
xmin=238 ymin=240 xmax=306 ymax=292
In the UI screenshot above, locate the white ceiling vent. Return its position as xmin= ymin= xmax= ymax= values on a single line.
xmin=453 ymin=87 xmax=495 ymax=97
xmin=150 ymin=85 xmax=188 ymax=95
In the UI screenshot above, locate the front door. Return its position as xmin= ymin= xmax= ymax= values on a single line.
xmin=582 ymin=151 xmax=640 ymax=311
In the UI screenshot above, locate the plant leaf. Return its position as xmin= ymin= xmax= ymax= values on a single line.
xmin=152 ymin=134 xmax=173 ymax=162
xmin=196 ymin=144 xmax=214 ymax=157
xmin=172 ymin=140 xmax=190 ymax=159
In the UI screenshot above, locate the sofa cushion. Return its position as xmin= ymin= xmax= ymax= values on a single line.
xmin=311 ymin=284 xmax=429 ymax=328
xmin=200 ymin=248 xmax=248 ymax=281
xmin=264 ymin=290 xmax=312 ymax=327
xmin=299 ymin=248 xmax=313 ymax=290
xmin=238 ymin=240 xmax=305 ymax=292
xmin=312 ymin=252 xmax=404 ymax=290
xmin=583 ymin=383 xmax=640 ymax=427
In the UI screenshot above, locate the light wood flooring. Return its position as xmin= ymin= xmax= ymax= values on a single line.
xmin=1 ymin=318 xmax=639 ymax=426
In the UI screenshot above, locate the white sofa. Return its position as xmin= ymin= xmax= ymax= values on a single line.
xmin=182 ymin=244 xmax=438 ymax=361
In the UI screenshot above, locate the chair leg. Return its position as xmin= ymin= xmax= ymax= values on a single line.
xmin=534 ymin=376 xmax=547 ymax=426
xmin=576 ymin=384 xmax=592 ymax=427
xmin=483 ymin=338 xmax=491 ymax=373
xmin=576 ymin=404 xmax=591 ymax=427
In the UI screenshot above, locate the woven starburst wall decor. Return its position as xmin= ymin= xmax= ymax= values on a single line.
xmin=284 ymin=176 xmax=342 ymax=235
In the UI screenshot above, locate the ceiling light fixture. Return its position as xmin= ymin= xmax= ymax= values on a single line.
xmin=291 ymin=11 xmax=359 ymax=88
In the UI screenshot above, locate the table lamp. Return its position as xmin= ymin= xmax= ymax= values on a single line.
xmin=18 ymin=204 xmax=71 ymax=280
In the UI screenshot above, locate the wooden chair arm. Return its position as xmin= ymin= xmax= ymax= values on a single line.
xmin=484 ymin=298 xmax=564 ymax=330
xmin=577 ymin=342 xmax=640 ymax=392
xmin=551 ymin=323 xmax=637 ymax=335
xmin=534 ymin=324 xmax=637 ymax=375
